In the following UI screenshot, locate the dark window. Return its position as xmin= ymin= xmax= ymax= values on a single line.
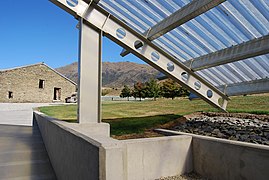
xmin=39 ymin=79 xmax=45 ymax=89
xmin=8 ymin=91 xmax=13 ymax=99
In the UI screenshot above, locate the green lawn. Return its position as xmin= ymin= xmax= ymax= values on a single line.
xmin=39 ymin=95 xmax=269 ymax=137
xmin=39 ymin=105 xmax=77 ymax=121
xmin=103 ymin=114 xmax=181 ymax=136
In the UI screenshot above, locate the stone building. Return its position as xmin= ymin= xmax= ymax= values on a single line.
xmin=0 ymin=63 xmax=77 ymax=103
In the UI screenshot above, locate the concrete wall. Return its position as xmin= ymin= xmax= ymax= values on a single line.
xmin=34 ymin=112 xmax=108 ymax=180
xmin=157 ymin=129 xmax=269 ymax=180
xmin=122 ymin=137 xmax=193 ymax=180
xmin=0 ymin=63 xmax=76 ymax=103
xmin=35 ymin=112 xmax=269 ymax=180
xmin=34 ymin=112 xmax=193 ymax=180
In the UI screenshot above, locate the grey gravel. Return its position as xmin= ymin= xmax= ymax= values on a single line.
xmin=157 ymin=173 xmax=206 ymax=180
xmin=172 ymin=115 xmax=269 ymax=145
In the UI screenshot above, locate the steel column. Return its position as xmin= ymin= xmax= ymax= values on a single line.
xmin=78 ymin=20 xmax=102 ymax=123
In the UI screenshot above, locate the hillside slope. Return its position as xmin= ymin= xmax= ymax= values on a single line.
xmin=56 ymin=61 xmax=159 ymax=87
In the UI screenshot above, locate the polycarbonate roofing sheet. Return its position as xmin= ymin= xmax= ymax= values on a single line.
xmin=98 ymin=0 xmax=269 ymax=88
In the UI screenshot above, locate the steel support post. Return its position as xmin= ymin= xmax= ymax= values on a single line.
xmin=78 ymin=20 xmax=102 ymax=123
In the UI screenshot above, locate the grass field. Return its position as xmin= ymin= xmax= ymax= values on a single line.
xmin=39 ymin=95 xmax=269 ymax=137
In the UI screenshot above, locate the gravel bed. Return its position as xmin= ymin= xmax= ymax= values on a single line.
xmin=157 ymin=173 xmax=206 ymax=180
xmin=172 ymin=115 xmax=269 ymax=145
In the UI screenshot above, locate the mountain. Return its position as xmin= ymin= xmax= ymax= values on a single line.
xmin=56 ymin=61 xmax=159 ymax=87
xmin=56 ymin=62 xmax=78 ymax=84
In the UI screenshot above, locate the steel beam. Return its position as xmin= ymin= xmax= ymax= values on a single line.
xmin=146 ymin=0 xmax=226 ymax=40
xmin=120 ymin=0 xmax=226 ymax=57
xmin=184 ymin=35 xmax=269 ymax=71
xmin=218 ymin=78 xmax=269 ymax=96
xmin=159 ymin=76 xmax=269 ymax=96
xmin=51 ymin=0 xmax=229 ymax=111
xmin=83 ymin=0 xmax=100 ymax=4
xmin=78 ymin=20 xmax=102 ymax=123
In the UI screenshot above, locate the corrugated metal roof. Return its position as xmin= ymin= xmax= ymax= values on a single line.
xmin=98 ymin=0 xmax=269 ymax=89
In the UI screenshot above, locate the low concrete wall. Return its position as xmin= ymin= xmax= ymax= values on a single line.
xmin=34 ymin=112 xmax=110 ymax=180
xmin=34 ymin=112 xmax=193 ymax=180
xmin=122 ymin=137 xmax=192 ymax=180
xmin=157 ymin=129 xmax=269 ymax=180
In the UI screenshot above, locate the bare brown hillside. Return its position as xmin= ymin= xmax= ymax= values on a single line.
xmin=56 ymin=61 xmax=159 ymax=87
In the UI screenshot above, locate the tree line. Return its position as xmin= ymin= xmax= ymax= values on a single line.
xmin=120 ymin=79 xmax=189 ymax=101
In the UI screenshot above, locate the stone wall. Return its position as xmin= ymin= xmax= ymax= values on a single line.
xmin=0 ymin=63 xmax=76 ymax=103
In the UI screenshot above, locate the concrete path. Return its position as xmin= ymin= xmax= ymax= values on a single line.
xmin=0 ymin=103 xmax=51 ymax=126
xmin=0 ymin=104 xmax=57 ymax=179
xmin=0 ymin=124 xmax=56 ymax=179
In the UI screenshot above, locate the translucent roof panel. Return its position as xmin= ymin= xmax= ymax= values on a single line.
xmin=98 ymin=0 xmax=269 ymax=88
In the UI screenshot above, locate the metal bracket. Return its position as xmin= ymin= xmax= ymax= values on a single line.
xmin=51 ymin=0 xmax=229 ymax=111
xmin=189 ymin=59 xmax=194 ymax=69
xmin=145 ymin=28 xmax=151 ymax=39
xmin=223 ymin=84 xmax=228 ymax=95
xmin=101 ymin=14 xmax=111 ymax=30
xmin=82 ymin=0 xmax=94 ymax=19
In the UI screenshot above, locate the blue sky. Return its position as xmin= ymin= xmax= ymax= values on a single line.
xmin=0 ymin=0 xmax=142 ymax=70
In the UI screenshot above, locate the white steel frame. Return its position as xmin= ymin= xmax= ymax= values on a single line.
xmin=51 ymin=0 xmax=232 ymax=123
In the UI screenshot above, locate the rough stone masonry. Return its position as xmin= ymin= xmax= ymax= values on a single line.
xmin=0 ymin=63 xmax=76 ymax=103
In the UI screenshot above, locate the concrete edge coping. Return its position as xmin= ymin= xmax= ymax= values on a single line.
xmin=34 ymin=111 xmax=119 ymax=148
xmin=34 ymin=111 xmax=193 ymax=148
xmin=155 ymin=129 xmax=269 ymax=151
xmin=121 ymin=135 xmax=192 ymax=144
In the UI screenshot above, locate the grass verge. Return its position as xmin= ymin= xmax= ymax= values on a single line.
xmin=103 ymin=114 xmax=181 ymax=136
xmin=38 ymin=95 xmax=269 ymax=138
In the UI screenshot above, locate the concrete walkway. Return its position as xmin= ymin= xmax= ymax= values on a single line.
xmin=0 ymin=103 xmax=57 ymax=179
xmin=0 ymin=124 xmax=56 ymax=179
xmin=0 ymin=103 xmax=51 ymax=126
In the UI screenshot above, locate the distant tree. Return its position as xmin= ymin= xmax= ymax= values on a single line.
xmin=120 ymin=85 xmax=131 ymax=101
xmin=160 ymin=79 xmax=181 ymax=100
xmin=144 ymin=79 xmax=160 ymax=101
xmin=101 ymin=89 xmax=111 ymax=96
xmin=180 ymin=87 xmax=190 ymax=97
xmin=160 ymin=79 xmax=190 ymax=99
xmin=132 ymin=81 xmax=146 ymax=101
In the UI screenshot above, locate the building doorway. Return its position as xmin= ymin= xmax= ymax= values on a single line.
xmin=53 ymin=88 xmax=61 ymax=101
